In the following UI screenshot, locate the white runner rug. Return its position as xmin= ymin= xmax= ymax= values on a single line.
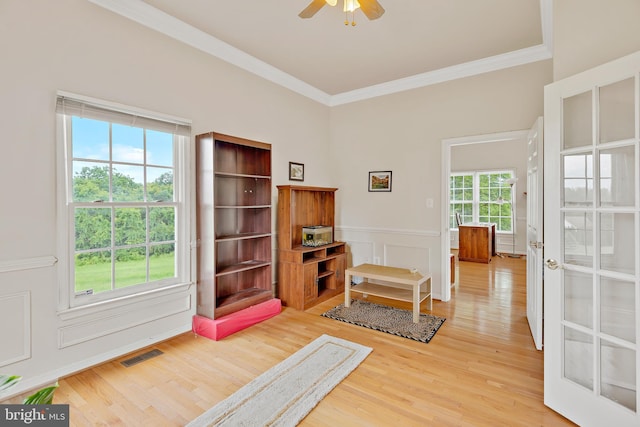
xmin=187 ymin=334 xmax=371 ymax=427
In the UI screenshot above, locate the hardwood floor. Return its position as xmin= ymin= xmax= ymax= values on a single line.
xmin=53 ymin=255 xmax=576 ymax=426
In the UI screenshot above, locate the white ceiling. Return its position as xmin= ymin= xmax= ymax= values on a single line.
xmin=89 ymin=0 xmax=552 ymax=106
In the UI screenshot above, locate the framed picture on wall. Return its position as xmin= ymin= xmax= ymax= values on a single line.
xmin=368 ymin=171 xmax=392 ymax=192
xmin=289 ymin=162 xmax=304 ymax=181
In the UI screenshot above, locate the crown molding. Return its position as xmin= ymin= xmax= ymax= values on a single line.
xmin=330 ymin=44 xmax=552 ymax=106
xmin=87 ymin=0 xmax=332 ymax=105
xmin=88 ymin=0 xmax=552 ymax=107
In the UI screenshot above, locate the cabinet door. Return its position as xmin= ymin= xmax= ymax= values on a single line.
xmin=327 ymin=254 xmax=346 ymax=291
xmin=303 ymin=263 xmax=317 ymax=303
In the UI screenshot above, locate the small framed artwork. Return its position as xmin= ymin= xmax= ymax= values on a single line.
xmin=368 ymin=171 xmax=392 ymax=192
xmin=289 ymin=162 xmax=304 ymax=181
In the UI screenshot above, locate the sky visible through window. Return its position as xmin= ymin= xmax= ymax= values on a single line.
xmin=72 ymin=117 xmax=174 ymax=186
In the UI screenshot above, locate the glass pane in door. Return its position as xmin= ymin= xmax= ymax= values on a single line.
xmin=564 ymin=153 xmax=593 ymax=206
xmin=564 ymin=326 xmax=594 ymax=390
xmin=599 ymin=78 xmax=635 ymax=143
xmin=599 ymin=145 xmax=635 ymax=207
xmin=564 ymin=212 xmax=593 ymax=267
xmin=563 ymin=91 xmax=593 ymax=149
xmin=564 ymin=270 xmax=593 ymax=327
xmin=601 ymin=339 xmax=636 ymax=411
xmin=601 ymin=277 xmax=636 ymax=343
xmin=600 ymin=213 xmax=635 ymax=274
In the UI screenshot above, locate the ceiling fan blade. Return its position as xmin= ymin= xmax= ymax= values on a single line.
xmin=299 ymin=0 xmax=327 ymax=18
xmin=358 ymin=0 xmax=385 ymax=20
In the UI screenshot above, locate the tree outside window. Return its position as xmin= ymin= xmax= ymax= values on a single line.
xmin=450 ymin=171 xmax=515 ymax=232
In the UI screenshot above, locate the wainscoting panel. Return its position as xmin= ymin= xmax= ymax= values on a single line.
xmin=0 ymin=292 xmax=31 ymax=367
xmin=335 ymin=226 xmax=443 ymax=299
xmin=346 ymin=241 xmax=375 ymax=267
xmin=58 ymin=293 xmax=192 ymax=348
xmin=383 ymin=244 xmax=430 ymax=274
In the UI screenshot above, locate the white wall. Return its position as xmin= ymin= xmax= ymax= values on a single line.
xmin=451 ymin=137 xmax=529 ymax=255
xmin=330 ymin=61 xmax=552 ymax=300
xmin=553 ymin=0 xmax=640 ymax=81
xmin=0 ymin=0 xmax=331 ymax=396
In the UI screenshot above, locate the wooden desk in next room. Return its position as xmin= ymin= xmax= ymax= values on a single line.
xmin=458 ymin=223 xmax=496 ymax=263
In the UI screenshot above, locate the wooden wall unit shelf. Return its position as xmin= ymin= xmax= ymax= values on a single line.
xmin=196 ymin=132 xmax=274 ymax=319
xmin=277 ymin=185 xmax=346 ymax=310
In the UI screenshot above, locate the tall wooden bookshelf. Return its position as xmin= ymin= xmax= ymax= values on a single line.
xmin=196 ymin=132 xmax=274 ymax=319
xmin=276 ymin=185 xmax=346 ymax=310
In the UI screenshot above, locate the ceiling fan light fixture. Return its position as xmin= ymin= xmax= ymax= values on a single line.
xmin=299 ymin=0 xmax=383 ymax=24
xmin=343 ymin=0 xmax=360 ymax=12
xmin=344 ymin=0 xmax=360 ymax=26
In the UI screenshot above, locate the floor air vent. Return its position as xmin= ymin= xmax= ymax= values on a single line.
xmin=121 ymin=349 xmax=163 ymax=367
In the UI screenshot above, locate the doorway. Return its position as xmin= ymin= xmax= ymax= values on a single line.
xmin=440 ymin=130 xmax=528 ymax=302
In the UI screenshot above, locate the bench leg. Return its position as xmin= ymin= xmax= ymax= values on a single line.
xmin=344 ymin=271 xmax=351 ymax=307
xmin=413 ymin=284 xmax=419 ymax=323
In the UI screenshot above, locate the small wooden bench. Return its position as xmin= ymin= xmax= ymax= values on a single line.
xmin=344 ymin=264 xmax=432 ymax=323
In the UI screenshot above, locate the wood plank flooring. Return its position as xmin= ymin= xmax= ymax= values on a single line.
xmin=52 ymin=255 xmax=576 ymax=426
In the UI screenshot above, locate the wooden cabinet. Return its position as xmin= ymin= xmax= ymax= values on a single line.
xmin=277 ymin=186 xmax=346 ymax=310
xmin=458 ymin=223 xmax=496 ymax=263
xmin=196 ymin=132 xmax=274 ymax=319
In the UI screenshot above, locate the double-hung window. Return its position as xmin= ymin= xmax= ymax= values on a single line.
xmin=56 ymin=93 xmax=191 ymax=308
xmin=450 ymin=170 xmax=515 ymax=232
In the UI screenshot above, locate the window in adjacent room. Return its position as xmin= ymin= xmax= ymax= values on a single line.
xmin=450 ymin=170 xmax=515 ymax=232
xmin=56 ymin=93 xmax=191 ymax=308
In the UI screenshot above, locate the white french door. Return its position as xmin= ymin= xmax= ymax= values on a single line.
xmin=527 ymin=117 xmax=544 ymax=351
xmin=544 ymin=52 xmax=640 ymax=426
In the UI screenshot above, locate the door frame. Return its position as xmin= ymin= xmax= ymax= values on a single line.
xmin=441 ymin=129 xmax=529 ymax=302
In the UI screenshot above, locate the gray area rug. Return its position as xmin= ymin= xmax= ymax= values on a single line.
xmin=322 ymin=299 xmax=446 ymax=343
xmin=187 ymin=334 xmax=371 ymax=427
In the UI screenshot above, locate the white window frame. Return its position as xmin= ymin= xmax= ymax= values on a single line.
xmin=56 ymin=91 xmax=192 ymax=311
xmin=450 ymin=170 xmax=516 ymax=233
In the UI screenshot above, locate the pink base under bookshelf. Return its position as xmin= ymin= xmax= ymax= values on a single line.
xmin=192 ymin=298 xmax=281 ymax=341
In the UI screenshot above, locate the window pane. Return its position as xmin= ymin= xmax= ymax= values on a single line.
xmin=147 ymin=130 xmax=174 ymax=167
xmin=150 ymin=244 xmax=175 ymax=281
xmin=75 ymin=250 xmax=111 ymax=294
xmin=75 ymin=208 xmax=111 ymax=250
xmin=112 ymin=124 xmax=144 ymax=164
xmin=147 ymin=168 xmax=173 ymax=202
xmin=115 ymin=247 xmax=147 ymax=289
xmin=112 ymin=166 xmax=144 ymax=202
xmin=72 ymin=117 xmax=109 ymax=161
xmin=73 ymin=163 xmax=110 ymax=202
xmin=149 ymin=207 xmax=175 ymax=242
xmin=115 ymin=208 xmax=146 ymax=246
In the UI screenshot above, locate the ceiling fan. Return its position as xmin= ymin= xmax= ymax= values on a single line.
xmin=298 ymin=0 xmax=385 ymax=25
